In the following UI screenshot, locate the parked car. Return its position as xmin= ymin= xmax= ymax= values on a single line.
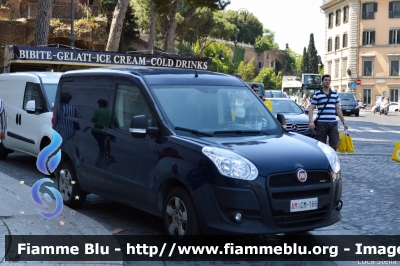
xmin=389 ymin=102 xmax=399 ymax=112
xmin=54 ymin=67 xmax=342 ymax=240
xmin=337 ymin=92 xmax=359 ymax=117
xmin=265 ymin=90 xmax=288 ymax=98
xmin=268 ymin=98 xmax=309 ymax=133
xmin=0 ymin=72 xmax=62 ymax=159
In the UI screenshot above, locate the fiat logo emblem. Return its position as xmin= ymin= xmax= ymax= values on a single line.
xmin=297 ymin=169 xmax=307 ymax=182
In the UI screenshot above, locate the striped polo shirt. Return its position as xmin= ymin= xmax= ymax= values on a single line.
xmin=311 ymin=89 xmax=338 ymax=123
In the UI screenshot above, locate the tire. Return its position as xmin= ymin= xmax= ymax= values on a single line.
xmin=58 ymin=161 xmax=86 ymax=208
xmin=163 ymin=187 xmax=201 ymax=240
xmin=0 ymin=142 xmax=8 ymax=160
xmin=355 ymin=113 xmax=359 ymax=117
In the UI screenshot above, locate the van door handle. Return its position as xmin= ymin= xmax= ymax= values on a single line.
xmin=19 ymin=114 xmax=21 ymax=125
xmin=15 ymin=114 xmax=18 ymax=124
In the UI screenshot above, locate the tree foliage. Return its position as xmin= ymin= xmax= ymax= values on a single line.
xmin=254 ymin=29 xmax=279 ymax=52
xmin=237 ymin=58 xmax=255 ymax=81
xmin=253 ymin=67 xmax=282 ymax=90
xmin=222 ymin=10 xmax=263 ymax=45
xmin=307 ymin=33 xmax=319 ymax=74
xmin=301 ymin=47 xmax=309 ymax=74
xmin=201 ymin=42 xmax=233 ymax=73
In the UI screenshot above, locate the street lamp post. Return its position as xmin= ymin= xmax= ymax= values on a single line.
xmin=70 ymin=0 xmax=75 ymax=47
xmin=233 ymin=8 xmax=248 ymax=76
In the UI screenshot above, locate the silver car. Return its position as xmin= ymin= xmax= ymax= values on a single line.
xmin=268 ymin=98 xmax=309 ymax=133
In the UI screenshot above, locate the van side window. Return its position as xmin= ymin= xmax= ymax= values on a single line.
xmin=114 ymin=84 xmax=155 ymax=132
xmin=59 ymin=76 xmax=113 ymax=123
xmin=23 ymin=82 xmax=43 ymax=113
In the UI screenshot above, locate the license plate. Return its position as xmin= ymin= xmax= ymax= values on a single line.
xmin=346 ymin=109 xmax=351 ymax=112
xmin=290 ymin=198 xmax=318 ymax=212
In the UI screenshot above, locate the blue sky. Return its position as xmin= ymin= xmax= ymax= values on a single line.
xmin=226 ymin=0 xmax=326 ymax=56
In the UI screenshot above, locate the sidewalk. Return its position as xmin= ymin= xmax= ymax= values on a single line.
xmin=0 ymin=171 xmax=122 ymax=265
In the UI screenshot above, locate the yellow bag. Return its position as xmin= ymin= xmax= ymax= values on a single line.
xmin=264 ymin=99 xmax=273 ymax=112
xmin=338 ymin=132 xmax=347 ymax=153
xmin=392 ymin=141 xmax=400 ymax=162
xmin=345 ymin=131 xmax=354 ymax=153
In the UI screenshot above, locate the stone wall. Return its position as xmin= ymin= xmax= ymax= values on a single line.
xmin=0 ymin=21 xmax=27 ymax=46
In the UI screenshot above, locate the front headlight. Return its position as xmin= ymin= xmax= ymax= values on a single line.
xmin=202 ymin=147 xmax=258 ymax=180
xmin=355 ymin=105 xmax=359 ymax=109
xmin=317 ymin=142 xmax=340 ymax=173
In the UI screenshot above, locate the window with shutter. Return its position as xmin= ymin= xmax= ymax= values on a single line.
xmin=328 ymin=38 xmax=332 ymax=52
xmin=335 ymin=36 xmax=340 ymax=50
xmin=343 ymin=6 xmax=349 ymax=23
xmin=363 ymin=60 xmax=373 ymax=76
xmin=342 ymin=33 xmax=348 ymax=48
xmin=328 ymin=13 xmax=333 ymax=28
xmin=391 ymin=1 xmax=400 ymax=18
xmin=390 ymin=29 xmax=400 ymax=44
xmin=362 ymin=2 xmax=377 ymax=19
xmin=363 ymin=30 xmax=375 ymax=45
xmin=336 ymin=9 xmax=341 ymax=26
xmin=390 ymin=60 xmax=399 ymax=76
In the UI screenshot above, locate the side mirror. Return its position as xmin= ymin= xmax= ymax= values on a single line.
xmin=129 ymin=115 xmax=159 ymax=138
xmin=25 ymin=100 xmax=36 ymax=114
xmin=130 ymin=115 xmax=148 ymax=138
xmin=277 ymin=113 xmax=286 ymax=128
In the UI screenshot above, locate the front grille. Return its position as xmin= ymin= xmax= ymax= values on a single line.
xmin=272 ymin=188 xmax=330 ymax=200
xmin=269 ymin=171 xmax=331 ymax=188
xmin=286 ymin=123 xmax=309 ymax=133
xmin=272 ymin=207 xmax=328 ymax=227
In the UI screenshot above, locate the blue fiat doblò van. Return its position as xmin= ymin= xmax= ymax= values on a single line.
xmin=53 ymin=67 xmax=342 ymax=239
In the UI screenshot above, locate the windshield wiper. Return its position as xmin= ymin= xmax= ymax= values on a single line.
xmin=175 ymin=127 xmax=213 ymax=137
xmin=214 ymin=130 xmax=268 ymax=135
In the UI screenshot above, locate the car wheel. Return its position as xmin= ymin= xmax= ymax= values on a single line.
xmin=355 ymin=113 xmax=359 ymax=117
xmin=58 ymin=161 xmax=86 ymax=208
xmin=163 ymin=187 xmax=201 ymax=240
xmin=0 ymin=142 xmax=8 ymax=160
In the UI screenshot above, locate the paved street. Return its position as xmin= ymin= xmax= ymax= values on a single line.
xmin=0 ymin=109 xmax=399 ymax=265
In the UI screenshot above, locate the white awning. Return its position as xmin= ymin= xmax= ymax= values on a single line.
xmin=282 ymin=80 xmax=302 ymax=88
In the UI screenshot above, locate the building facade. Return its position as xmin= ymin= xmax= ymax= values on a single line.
xmin=321 ymin=0 xmax=400 ymax=106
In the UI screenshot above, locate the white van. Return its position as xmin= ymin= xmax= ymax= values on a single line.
xmin=0 ymin=72 xmax=62 ymax=159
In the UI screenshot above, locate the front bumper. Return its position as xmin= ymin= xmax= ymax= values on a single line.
xmin=192 ymin=170 xmax=342 ymax=235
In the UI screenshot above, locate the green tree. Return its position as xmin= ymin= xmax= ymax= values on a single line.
xmin=307 ymin=33 xmax=319 ymax=74
xmin=317 ymin=55 xmax=324 ymax=75
xmin=253 ymin=67 xmax=282 ymax=90
xmin=254 ymin=29 xmax=279 ymax=52
xmin=201 ymin=42 xmax=233 ymax=73
xmin=237 ymin=58 xmax=255 ymax=81
xmin=222 ymin=10 xmax=263 ymax=45
xmin=301 ymin=47 xmax=309 ymax=74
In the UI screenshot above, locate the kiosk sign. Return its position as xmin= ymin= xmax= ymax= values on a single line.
xmin=1 ymin=45 xmax=212 ymax=73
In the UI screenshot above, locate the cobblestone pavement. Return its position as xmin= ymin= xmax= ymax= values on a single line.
xmin=334 ymin=154 xmax=400 ymax=235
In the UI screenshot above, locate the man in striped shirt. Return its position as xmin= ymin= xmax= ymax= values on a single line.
xmin=308 ymin=75 xmax=348 ymax=151
xmin=0 ymin=99 xmax=7 ymax=141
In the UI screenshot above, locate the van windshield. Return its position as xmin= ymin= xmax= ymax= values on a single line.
xmin=42 ymin=83 xmax=58 ymax=107
xmin=151 ymin=85 xmax=282 ymax=136
xmin=338 ymin=93 xmax=356 ymax=101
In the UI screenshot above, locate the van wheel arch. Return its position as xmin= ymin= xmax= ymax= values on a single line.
xmin=40 ymin=137 xmax=51 ymax=151
xmin=156 ymin=178 xmax=187 ymax=212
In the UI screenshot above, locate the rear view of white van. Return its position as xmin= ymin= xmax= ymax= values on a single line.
xmin=0 ymin=72 xmax=62 ymax=159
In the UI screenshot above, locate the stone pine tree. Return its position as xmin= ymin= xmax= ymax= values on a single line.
xmin=307 ymin=33 xmax=319 ymax=74
xmin=301 ymin=47 xmax=309 ymax=74
xmin=148 ymin=0 xmax=156 ymax=53
xmin=34 ymin=0 xmax=52 ymax=46
xmin=106 ymin=0 xmax=130 ymax=51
